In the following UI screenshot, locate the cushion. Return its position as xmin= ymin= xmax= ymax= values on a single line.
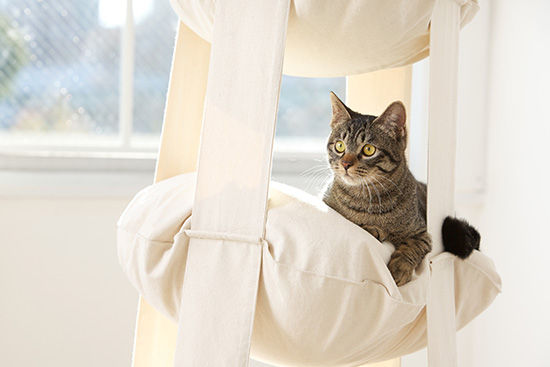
xmin=168 ymin=0 xmax=479 ymax=77
xmin=117 ymin=173 xmax=501 ymax=365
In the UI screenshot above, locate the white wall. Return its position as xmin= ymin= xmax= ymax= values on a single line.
xmin=470 ymin=0 xmax=550 ymax=365
xmin=0 ymin=175 xmax=145 ymax=366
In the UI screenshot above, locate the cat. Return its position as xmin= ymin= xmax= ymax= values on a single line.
xmin=322 ymin=92 xmax=480 ymax=285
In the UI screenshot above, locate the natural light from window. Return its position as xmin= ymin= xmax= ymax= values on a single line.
xmin=0 ymin=0 xmax=345 ymax=166
xmin=99 ymin=0 xmax=152 ymax=28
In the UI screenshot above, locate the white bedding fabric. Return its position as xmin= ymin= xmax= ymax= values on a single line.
xmin=118 ymin=173 xmax=501 ymax=366
xmin=168 ymin=0 xmax=479 ymax=77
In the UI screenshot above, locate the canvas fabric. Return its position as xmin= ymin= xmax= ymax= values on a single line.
xmin=118 ymin=0 xmax=501 ymax=366
xmin=425 ymin=1 xmax=463 ymax=365
xmin=169 ymin=0 xmax=479 ymax=77
xmin=118 ymin=173 xmax=501 ymax=366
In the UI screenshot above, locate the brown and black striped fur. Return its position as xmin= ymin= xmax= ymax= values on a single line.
xmin=323 ymin=93 xmax=478 ymax=286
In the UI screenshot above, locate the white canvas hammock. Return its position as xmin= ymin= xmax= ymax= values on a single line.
xmin=117 ymin=0 xmax=501 ymax=366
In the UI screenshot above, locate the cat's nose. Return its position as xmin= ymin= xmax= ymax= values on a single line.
xmin=341 ymin=161 xmax=353 ymax=170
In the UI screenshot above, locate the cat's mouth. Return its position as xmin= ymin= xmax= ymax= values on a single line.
xmin=338 ymin=170 xmax=363 ymax=185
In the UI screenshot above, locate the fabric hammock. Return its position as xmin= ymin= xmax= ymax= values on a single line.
xmin=117 ymin=0 xmax=501 ymax=366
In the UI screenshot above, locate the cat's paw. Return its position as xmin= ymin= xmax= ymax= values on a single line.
xmin=387 ymin=256 xmax=415 ymax=286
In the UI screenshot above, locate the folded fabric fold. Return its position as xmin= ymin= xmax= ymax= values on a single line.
xmin=118 ymin=172 xmax=501 ymax=366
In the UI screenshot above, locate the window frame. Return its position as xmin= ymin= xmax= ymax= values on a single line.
xmin=0 ymin=0 xmax=176 ymax=165
xmin=0 ymin=0 xmax=339 ymax=174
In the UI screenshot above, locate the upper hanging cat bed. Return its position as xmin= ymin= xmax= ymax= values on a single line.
xmin=169 ymin=0 xmax=479 ymax=77
xmin=118 ymin=0 xmax=501 ymax=366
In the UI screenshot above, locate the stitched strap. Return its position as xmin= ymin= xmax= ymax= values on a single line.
xmin=426 ymin=0 xmax=462 ymax=366
xmin=183 ymin=229 xmax=267 ymax=247
xmin=174 ymin=0 xmax=291 ymax=365
xmin=131 ymin=21 xmax=210 ymax=367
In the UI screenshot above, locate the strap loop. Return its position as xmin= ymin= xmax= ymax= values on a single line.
xmin=183 ymin=229 xmax=266 ymax=247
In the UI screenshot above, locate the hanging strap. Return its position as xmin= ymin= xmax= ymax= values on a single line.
xmin=426 ymin=0 xmax=462 ymax=366
xmin=174 ymin=0 xmax=291 ymax=365
xmin=131 ymin=21 xmax=211 ymax=367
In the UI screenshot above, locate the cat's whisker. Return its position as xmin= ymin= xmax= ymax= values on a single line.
xmin=360 ymin=177 xmax=373 ymax=212
xmin=375 ymin=175 xmax=403 ymax=195
xmin=371 ymin=176 xmax=392 ymax=202
xmin=303 ymin=168 xmax=328 ymax=182
xmin=300 ymin=165 xmax=332 ymax=192
xmin=314 ymin=175 xmax=331 ymax=192
xmin=366 ymin=176 xmax=383 ymax=214
xmin=359 ymin=178 xmax=367 ymax=211
xmin=307 ymin=174 xmax=330 ymax=193
xmin=359 ymin=178 xmax=365 ymax=204
xmin=299 ymin=165 xmax=330 ymax=177
xmin=299 ymin=165 xmax=330 ymax=178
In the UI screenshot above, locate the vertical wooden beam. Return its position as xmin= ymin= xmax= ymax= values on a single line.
xmin=347 ymin=66 xmax=413 ymax=117
xmin=155 ymin=22 xmax=211 ymax=181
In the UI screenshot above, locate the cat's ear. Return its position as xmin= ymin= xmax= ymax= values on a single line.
xmin=330 ymin=92 xmax=352 ymax=127
xmin=376 ymin=101 xmax=407 ymax=140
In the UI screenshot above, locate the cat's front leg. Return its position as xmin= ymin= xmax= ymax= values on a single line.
xmin=363 ymin=225 xmax=390 ymax=242
xmin=387 ymin=232 xmax=431 ymax=286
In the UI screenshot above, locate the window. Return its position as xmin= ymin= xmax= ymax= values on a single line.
xmin=0 ymin=0 xmax=177 ymax=154
xmin=276 ymin=75 xmax=345 ymax=143
xmin=0 ymin=0 xmax=345 ymax=174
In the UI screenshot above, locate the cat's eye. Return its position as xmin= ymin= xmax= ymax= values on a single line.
xmin=334 ymin=141 xmax=346 ymax=153
xmin=363 ymin=144 xmax=376 ymax=157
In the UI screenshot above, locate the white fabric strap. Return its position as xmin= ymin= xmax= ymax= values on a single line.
xmin=426 ymin=0 xmax=461 ymax=366
xmin=132 ymin=21 xmax=210 ymax=367
xmin=174 ymin=0 xmax=291 ymax=366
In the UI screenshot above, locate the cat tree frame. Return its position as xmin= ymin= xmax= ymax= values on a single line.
xmin=122 ymin=0 xmax=494 ymax=366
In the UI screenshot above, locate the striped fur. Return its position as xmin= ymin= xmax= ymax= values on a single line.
xmin=322 ymin=93 xmax=480 ymax=285
xmin=322 ymin=93 xmax=431 ymax=286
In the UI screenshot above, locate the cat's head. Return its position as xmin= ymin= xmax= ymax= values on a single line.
xmin=327 ymin=92 xmax=407 ymax=186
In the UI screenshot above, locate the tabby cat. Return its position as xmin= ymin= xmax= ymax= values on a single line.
xmin=322 ymin=92 xmax=480 ymax=285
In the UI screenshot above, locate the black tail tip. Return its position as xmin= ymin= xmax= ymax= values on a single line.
xmin=442 ymin=216 xmax=481 ymax=259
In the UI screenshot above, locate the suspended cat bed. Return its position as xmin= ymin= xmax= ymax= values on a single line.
xmin=117 ymin=0 xmax=501 ymax=366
